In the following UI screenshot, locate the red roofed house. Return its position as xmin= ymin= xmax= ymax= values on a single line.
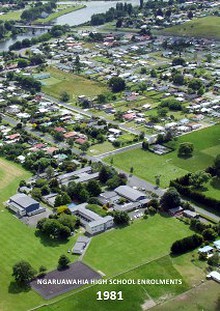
xmin=64 ymin=131 xmax=78 ymax=139
xmin=54 ymin=127 xmax=66 ymax=133
xmin=75 ymin=138 xmax=87 ymax=145
xmin=123 ymin=113 xmax=136 ymax=121
xmin=6 ymin=133 xmax=20 ymax=140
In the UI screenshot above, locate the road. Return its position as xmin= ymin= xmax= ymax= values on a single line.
xmin=42 ymin=94 xmax=151 ymax=138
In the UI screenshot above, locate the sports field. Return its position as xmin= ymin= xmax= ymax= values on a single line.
xmin=37 ymin=256 xmax=190 ymax=311
xmin=161 ymin=16 xmax=220 ymax=40
xmin=0 ymin=158 xmax=79 ymax=311
xmin=83 ymin=215 xmax=193 ymax=276
xmin=42 ymin=67 xmax=107 ymax=101
xmin=105 ymin=125 xmax=220 ymax=188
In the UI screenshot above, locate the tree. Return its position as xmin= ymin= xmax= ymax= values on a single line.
xmin=214 ymin=154 xmax=220 ymax=177
xmin=160 ymin=187 xmax=181 ymax=211
xmin=189 ymin=170 xmax=211 ymax=189
xmin=74 ymin=55 xmax=81 ymax=73
xmin=172 ymin=57 xmax=186 ymax=66
xmin=12 ymin=261 xmax=36 ymax=284
xmin=187 ymin=11 xmax=193 ymax=19
xmin=108 ymin=77 xmax=125 ymax=93
xmin=178 ymin=142 xmax=194 ymax=158
xmin=86 ymin=180 xmax=101 ymax=197
xmin=46 ymin=166 xmax=54 ymax=180
xmin=171 ymin=234 xmax=203 ymax=255
xmin=173 ymin=73 xmax=184 ymax=85
xmin=58 ymin=255 xmax=70 ymax=270
xmin=150 ymin=68 xmax=157 ymax=78
xmin=207 ymin=252 xmax=219 ymax=267
xmin=202 ymin=228 xmax=217 ymax=241
xmin=114 ymin=211 xmax=129 ymax=225
xmin=60 ymin=91 xmax=70 ymax=102
xmin=142 ymin=140 xmax=149 ymax=150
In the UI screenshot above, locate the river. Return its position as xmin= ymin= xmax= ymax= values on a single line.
xmin=0 ymin=0 xmax=139 ymax=51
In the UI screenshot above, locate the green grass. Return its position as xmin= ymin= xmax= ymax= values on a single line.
xmin=151 ymin=281 xmax=220 ymax=311
xmin=161 ymin=16 xmax=220 ymax=40
xmin=35 ymin=4 xmax=85 ymax=24
xmin=42 ymin=67 xmax=107 ymax=101
xmin=88 ymin=141 xmax=116 ymax=156
xmin=0 ymin=10 xmax=23 ymax=21
xmin=105 ymin=124 xmax=220 ymax=188
xmin=83 ymin=215 xmax=193 ymax=276
xmin=37 ymin=256 xmax=190 ymax=311
xmin=0 ymin=158 xmax=80 ymax=311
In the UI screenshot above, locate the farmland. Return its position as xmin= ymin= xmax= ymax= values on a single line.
xmin=105 ymin=124 xmax=220 ymax=188
xmin=42 ymin=67 xmax=107 ymax=101
xmin=161 ymin=16 xmax=220 ymax=40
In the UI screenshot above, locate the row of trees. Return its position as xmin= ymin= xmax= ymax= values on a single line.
xmin=21 ymin=0 xmax=56 ymax=22
xmin=171 ymin=234 xmax=203 ymax=255
xmin=91 ymin=3 xmax=133 ymax=26
xmin=12 ymin=254 xmax=70 ymax=285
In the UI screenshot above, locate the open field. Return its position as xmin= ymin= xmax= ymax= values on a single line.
xmin=42 ymin=67 xmax=107 ymax=101
xmin=0 ymin=158 xmax=80 ymax=311
xmin=151 ymin=281 xmax=220 ymax=311
xmin=35 ymin=5 xmax=85 ymax=24
xmin=37 ymin=256 xmax=190 ymax=311
xmin=83 ymin=215 xmax=193 ymax=276
xmin=105 ymin=124 xmax=220 ymax=188
xmin=0 ymin=10 xmax=22 ymax=21
xmin=161 ymin=16 xmax=220 ymax=40
xmin=0 ymin=158 xmax=31 ymax=205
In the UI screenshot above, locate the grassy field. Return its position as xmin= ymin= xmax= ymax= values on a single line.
xmin=42 ymin=67 xmax=107 ymax=101
xmin=151 ymin=281 xmax=220 ymax=311
xmin=105 ymin=124 xmax=220 ymax=188
xmin=88 ymin=141 xmax=116 ymax=156
xmin=83 ymin=215 xmax=193 ymax=276
xmin=35 ymin=4 xmax=85 ymax=24
xmin=161 ymin=16 xmax=220 ymax=40
xmin=37 ymin=256 xmax=190 ymax=311
xmin=0 ymin=10 xmax=23 ymax=21
xmin=0 ymin=158 xmax=80 ymax=311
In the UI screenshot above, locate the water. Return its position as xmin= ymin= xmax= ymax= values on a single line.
xmin=0 ymin=0 xmax=140 ymax=51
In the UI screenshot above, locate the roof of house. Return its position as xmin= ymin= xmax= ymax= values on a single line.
xmin=198 ymin=246 xmax=214 ymax=253
xmin=115 ymin=185 xmax=146 ymax=202
xmin=10 ymin=193 xmax=39 ymax=209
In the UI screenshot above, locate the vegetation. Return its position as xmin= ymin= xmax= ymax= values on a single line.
xmin=12 ymin=261 xmax=36 ymax=285
xmin=160 ymin=187 xmax=181 ymax=211
xmin=58 ymin=255 xmax=70 ymax=270
xmin=171 ymin=234 xmax=203 ymax=255
xmin=162 ymin=16 xmax=220 ymax=40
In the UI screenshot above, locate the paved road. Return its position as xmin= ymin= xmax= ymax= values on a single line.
xmin=97 ymin=141 xmax=142 ymax=159
xmin=42 ymin=94 xmax=150 ymax=138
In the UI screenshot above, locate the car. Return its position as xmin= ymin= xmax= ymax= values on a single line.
xmin=67 ymin=249 xmax=71 ymax=253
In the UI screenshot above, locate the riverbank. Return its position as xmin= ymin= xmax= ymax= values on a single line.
xmin=34 ymin=4 xmax=86 ymax=24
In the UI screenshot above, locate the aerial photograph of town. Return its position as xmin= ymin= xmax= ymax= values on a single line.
xmin=0 ymin=0 xmax=219 ymax=310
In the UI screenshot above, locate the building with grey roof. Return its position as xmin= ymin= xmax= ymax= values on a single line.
xmin=115 ymin=185 xmax=147 ymax=202
xmin=7 ymin=193 xmax=45 ymax=217
xmin=57 ymin=166 xmax=99 ymax=185
xmin=72 ymin=236 xmax=90 ymax=255
xmin=69 ymin=203 xmax=113 ymax=235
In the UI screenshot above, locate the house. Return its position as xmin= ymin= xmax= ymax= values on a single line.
xmin=115 ymin=185 xmax=146 ymax=202
xmin=7 ymin=194 xmax=45 ymax=217
xmin=183 ymin=209 xmax=199 ymax=219
xmin=207 ymin=271 xmax=220 ymax=283
xmin=213 ymin=240 xmax=220 ymax=251
xmin=198 ymin=246 xmax=214 ymax=255
xmin=169 ymin=206 xmax=183 ymax=216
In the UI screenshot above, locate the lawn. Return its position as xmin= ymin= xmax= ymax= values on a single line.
xmin=105 ymin=124 xmax=220 ymax=188
xmin=0 ymin=158 xmax=79 ymax=311
xmin=42 ymin=67 xmax=107 ymax=101
xmin=83 ymin=215 xmax=193 ymax=276
xmin=161 ymin=16 xmax=220 ymax=40
xmin=0 ymin=158 xmax=31 ymax=204
xmin=88 ymin=141 xmax=116 ymax=156
xmin=151 ymin=281 xmax=220 ymax=311
xmin=36 ymin=256 xmax=190 ymax=311
xmin=0 ymin=10 xmax=23 ymax=21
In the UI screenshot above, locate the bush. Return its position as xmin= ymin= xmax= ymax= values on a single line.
xmin=148 ymin=206 xmax=157 ymax=215
xmin=171 ymin=234 xmax=203 ymax=255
